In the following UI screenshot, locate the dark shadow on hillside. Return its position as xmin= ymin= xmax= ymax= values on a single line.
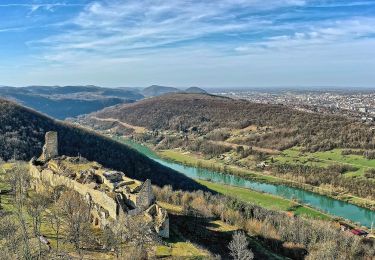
xmin=170 ymin=214 xmax=286 ymax=260
xmin=171 ymin=213 xmax=308 ymax=259
xmin=56 ymin=126 xmax=212 ymax=192
xmin=0 ymin=99 xmax=211 ymax=192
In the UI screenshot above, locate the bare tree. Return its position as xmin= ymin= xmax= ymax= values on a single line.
xmin=26 ymin=192 xmax=51 ymax=259
xmin=123 ymin=215 xmax=155 ymax=257
xmin=228 ymin=231 xmax=254 ymax=260
xmin=47 ymin=204 xmax=63 ymax=253
xmin=6 ymin=162 xmax=32 ymax=260
xmin=58 ymin=190 xmax=91 ymax=256
xmin=46 ymin=186 xmax=65 ymax=253
xmin=101 ymin=215 xmax=129 ymax=258
xmin=101 ymin=214 xmax=156 ymax=259
xmin=0 ymin=214 xmax=21 ymax=256
xmin=27 ymin=193 xmax=50 ymax=236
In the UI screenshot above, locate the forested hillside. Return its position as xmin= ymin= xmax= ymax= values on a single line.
xmin=94 ymin=93 xmax=375 ymax=152
xmin=0 ymin=86 xmax=144 ymax=119
xmin=0 ymin=99 xmax=205 ymax=191
xmin=141 ymin=85 xmax=181 ymax=97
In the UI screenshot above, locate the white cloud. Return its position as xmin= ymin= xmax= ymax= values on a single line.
xmin=0 ymin=3 xmax=82 ymax=10
xmin=31 ymin=0 xmax=311 ymax=63
xmin=235 ymin=17 xmax=375 ymax=52
xmin=3 ymin=0 xmax=375 ymax=87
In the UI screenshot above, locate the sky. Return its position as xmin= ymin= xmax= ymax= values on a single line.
xmin=0 ymin=0 xmax=374 ymax=88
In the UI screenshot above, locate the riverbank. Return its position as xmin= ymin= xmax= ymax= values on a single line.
xmin=196 ymin=179 xmax=332 ymax=220
xmin=114 ymin=136 xmax=375 ymax=228
xmin=158 ymin=149 xmax=375 ymax=211
xmin=113 ymin=136 xmax=332 ymax=220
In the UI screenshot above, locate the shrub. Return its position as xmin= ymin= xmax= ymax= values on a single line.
xmin=364 ymin=169 xmax=375 ymax=179
xmin=364 ymin=150 xmax=375 ymax=160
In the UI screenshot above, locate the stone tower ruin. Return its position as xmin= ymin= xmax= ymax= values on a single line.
xmin=30 ymin=131 xmax=169 ymax=238
xmin=40 ymin=131 xmax=58 ymax=161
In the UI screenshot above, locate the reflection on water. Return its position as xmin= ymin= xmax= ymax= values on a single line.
xmin=120 ymin=138 xmax=375 ymax=228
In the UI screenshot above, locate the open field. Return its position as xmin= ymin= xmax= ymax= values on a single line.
xmin=274 ymin=147 xmax=375 ymax=177
xmin=155 ymin=228 xmax=210 ymax=259
xmin=159 ymin=149 xmax=279 ymax=183
xmin=91 ymin=116 xmax=147 ymax=134
xmin=197 ymin=180 xmax=293 ymax=211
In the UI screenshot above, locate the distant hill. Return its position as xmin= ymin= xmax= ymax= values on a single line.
xmin=0 ymin=86 xmax=144 ymax=119
xmin=0 ymin=98 xmax=206 ymax=191
xmin=141 ymin=85 xmax=207 ymax=97
xmin=185 ymin=87 xmax=207 ymax=94
xmin=141 ymin=85 xmax=181 ymax=97
xmin=22 ymin=85 xmax=143 ymax=99
xmin=93 ymin=93 xmax=375 ymax=152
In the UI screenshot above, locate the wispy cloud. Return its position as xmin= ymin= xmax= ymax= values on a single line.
xmin=0 ymin=2 xmax=84 ymax=15
xmin=235 ymin=17 xmax=375 ymax=53
xmin=32 ymin=0 xmax=311 ymax=63
xmin=1 ymin=0 xmax=375 ymax=87
xmin=29 ymin=0 xmax=375 ymax=63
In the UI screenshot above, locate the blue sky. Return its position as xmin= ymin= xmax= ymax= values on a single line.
xmin=0 ymin=0 xmax=374 ymax=88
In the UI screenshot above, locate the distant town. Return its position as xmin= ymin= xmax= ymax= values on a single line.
xmin=213 ymin=88 xmax=375 ymax=122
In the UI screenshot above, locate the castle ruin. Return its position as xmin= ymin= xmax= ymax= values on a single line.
xmin=39 ymin=131 xmax=58 ymax=161
xmin=29 ymin=131 xmax=169 ymax=238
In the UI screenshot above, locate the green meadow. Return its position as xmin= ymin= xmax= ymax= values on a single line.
xmin=274 ymin=147 xmax=375 ymax=177
xmin=197 ymin=179 xmax=331 ymax=221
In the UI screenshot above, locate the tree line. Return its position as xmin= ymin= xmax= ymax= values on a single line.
xmin=153 ymin=185 xmax=375 ymax=260
xmin=272 ymin=163 xmax=375 ymax=202
xmin=94 ymin=93 xmax=375 ymax=152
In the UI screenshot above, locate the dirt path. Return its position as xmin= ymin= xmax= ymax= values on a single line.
xmin=91 ymin=116 xmax=148 ymax=134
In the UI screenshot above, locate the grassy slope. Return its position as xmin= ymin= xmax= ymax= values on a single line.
xmin=155 ymin=202 xmax=210 ymax=258
xmin=197 ymin=180 xmax=330 ymax=220
xmin=276 ymin=147 xmax=375 ymax=177
xmin=156 ymin=229 xmax=210 ymax=259
xmin=156 ymin=201 xmax=286 ymax=260
xmin=160 ymin=149 xmax=279 ymax=183
xmin=198 ymin=180 xmax=293 ymax=210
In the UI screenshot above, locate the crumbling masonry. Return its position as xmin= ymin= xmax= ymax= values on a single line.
xmin=29 ymin=131 xmax=169 ymax=238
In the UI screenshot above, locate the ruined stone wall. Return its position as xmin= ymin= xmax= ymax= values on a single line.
xmin=132 ymin=179 xmax=155 ymax=210
xmin=157 ymin=215 xmax=169 ymax=238
xmin=29 ymin=163 xmax=118 ymax=219
xmin=145 ymin=204 xmax=169 ymax=238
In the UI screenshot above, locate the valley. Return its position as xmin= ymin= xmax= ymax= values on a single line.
xmin=0 ymin=86 xmax=143 ymax=119
xmin=0 ymin=85 xmax=208 ymax=120
xmin=1 ymin=93 xmax=375 ymax=259
xmin=116 ymin=137 xmax=375 ymax=227
xmin=2 ymin=1 xmax=375 ymax=258
xmin=73 ymin=93 xmax=375 ymax=226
